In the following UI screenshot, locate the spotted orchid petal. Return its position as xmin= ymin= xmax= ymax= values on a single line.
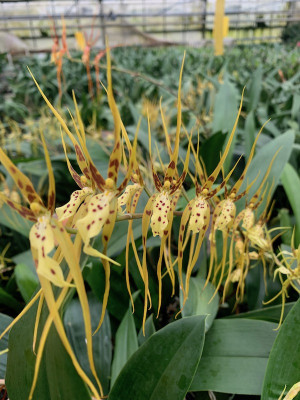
xmin=0 ymin=192 xmax=36 ymax=221
xmin=94 ymin=197 xmax=119 ymax=334
xmin=188 ymin=196 xmax=210 ymax=233
xmin=0 ymin=146 xmax=43 ymax=206
xmin=150 ymin=192 xmax=171 ymax=237
xmin=29 ymin=216 xmax=71 ymax=287
xmin=118 ymin=183 xmax=141 ymax=210
xmin=214 ymin=198 xmax=236 ymax=232
xmin=56 ymin=187 xmax=93 ymax=221
xmin=75 ymin=192 xmax=119 ymax=265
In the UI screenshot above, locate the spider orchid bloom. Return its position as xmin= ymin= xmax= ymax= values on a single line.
xmin=0 ymin=134 xmax=67 ymax=286
xmin=29 ymin=44 xmax=137 ymax=334
xmin=0 ymin=137 xmax=104 ymax=399
xmin=141 ymin=53 xmax=192 ymax=326
xmin=265 ymin=231 xmax=300 ymax=328
xmin=177 ymin=89 xmax=245 ymax=307
xmin=207 ymin=119 xmax=269 ymax=299
xmin=223 ymin=150 xmax=280 ymax=302
xmin=117 ymin=120 xmax=151 ymax=312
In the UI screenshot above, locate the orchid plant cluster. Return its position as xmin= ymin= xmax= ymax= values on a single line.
xmin=0 ymin=46 xmax=298 ymax=399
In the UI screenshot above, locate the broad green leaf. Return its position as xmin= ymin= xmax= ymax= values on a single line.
xmin=244 ymin=110 xmax=256 ymax=160
xmin=281 ymin=163 xmax=300 ymax=246
xmin=199 ymin=131 xmax=226 ymax=176
xmin=180 ymin=275 xmax=219 ymax=332
xmin=109 ymin=315 xmax=206 ymax=400
xmin=279 ymin=209 xmax=293 ymax=245
xmin=247 ymin=65 xmax=263 ymax=112
xmin=137 ymin=314 xmax=156 ymax=346
xmin=0 ymin=287 xmax=23 ymax=313
xmin=0 ymin=203 xmax=33 ymax=237
xmin=262 ymin=299 xmax=300 ymax=400
xmin=14 ymin=263 xmax=39 ymax=303
xmin=236 ymin=130 xmax=295 ymax=214
xmin=12 ymin=250 xmax=36 ymax=274
xmin=227 ymin=302 xmax=296 ymax=323
xmin=0 ymin=313 xmax=13 ymax=379
xmin=110 ymin=296 xmax=139 ymax=386
xmin=212 ymin=77 xmax=238 ymax=173
xmin=292 ymin=93 xmax=300 ymax=119
xmin=86 ymin=260 xmax=129 ymax=321
xmin=6 ymin=301 xmax=91 ymax=400
xmin=64 ymin=294 xmax=112 ymax=395
xmin=190 ymin=319 xmax=277 ymax=395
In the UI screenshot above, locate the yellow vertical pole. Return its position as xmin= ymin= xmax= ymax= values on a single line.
xmin=213 ymin=0 xmax=226 ymax=56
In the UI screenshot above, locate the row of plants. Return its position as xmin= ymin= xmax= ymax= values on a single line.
xmin=0 ymin=41 xmax=299 ymax=399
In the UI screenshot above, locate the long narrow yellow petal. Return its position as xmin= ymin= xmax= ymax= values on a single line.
xmin=33 ymin=293 xmax=44 ymax=353
xmin=0 ymin=289 xmax=42 ymax=341
xmin=94 ymin=198 xmax=118 ymax=334
xmin=203 ymin=88 xmax=245 ymax=191
xmin=231 ymin=119 xmax=270 ymax=195
xmin=51 ymin=226 xmax=103 ymax=395
xmin=28 ymin=68 xmax=91 ymax=179
xmin=40 ymin=129 xmax=56 ymax=213
xmin=29 ymin=276 xmax=102 ymax=400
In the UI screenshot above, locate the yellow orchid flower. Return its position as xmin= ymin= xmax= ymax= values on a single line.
xmin=30 ymin=42 xmax=138 ymax=334
xmin=222 ymin=151 xmax=279 ymax=302
xmin=0 ymin=134 xmax=104 ymax=398
xmin=141 ymin=53 xmax=193 ymax=329
xmin=177 ymin=89 xmax=245 ymax=308
xmin=206 ymin=118 xmax=269 ymax=300
xmin=265 ymin=230 xmax=300 ymax=328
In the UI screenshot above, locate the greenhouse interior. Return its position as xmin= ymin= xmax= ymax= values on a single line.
xmin=0 ymin=0 xmax=299 ymax=399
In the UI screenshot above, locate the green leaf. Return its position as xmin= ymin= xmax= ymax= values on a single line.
xmin=244 ymin=110 xmax=256 ymax=160
xmin=199 ymin=132 xmax=226 ymax=176
xmin=109 ymin=315 xmax=206 ymax=400
xmin=180 ymin=275 xmax=219 ymax=332
xmin=64 ymin=294 xmax=112 ymax=395
xmin=0 ymin=287 xmax=23 ymax=313
xmin=190 ymin=319 xmax=277 ymax=395
xmin=14 ymin=264 xmax=39 ymax=303
xmin=262 ymin=299 xmax=300 ymax=400
xmin=110 ymin=296 xmax=139 ymax=386
xmin=212 ymin=78 xmax=238 ymax=173
xmin=281 ymin=163 xmax=300 ymax=246
xmin=0 ymin=313 xmax=13 ymax=379
xmin=227 ymin=302 xmax=296 ymax=323
xmin=6 ymin=301 xmax=91 ymax=400
xmin=0 ymin=203 xmax=33 ymax=237
xmin=247 ymin=65 xmax=263 ymax=112
xmin=137 ymin=314 xmax=156 ymax=346
xmin=292 ymin=93 xmax=300 ymax=119
xmin=236 ymin=130 xmax=295 ymax=214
